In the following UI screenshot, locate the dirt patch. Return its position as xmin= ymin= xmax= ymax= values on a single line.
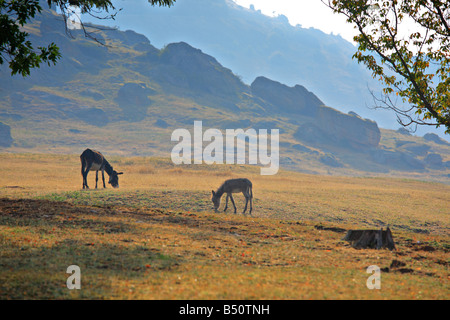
xmin=386 ymin=259 xmax=436 ymax=277
xmin=390 ymin=259 xmax=407 ymax=268
xmin=414 ymin=245 xmax=436 ymax=252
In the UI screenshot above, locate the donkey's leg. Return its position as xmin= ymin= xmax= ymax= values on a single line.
xmin=95 ymin=171 xmax=98 ymax=189
xmin=81 ymin=159 xmax=87 ymax=189
xmin=224 ymin=194 xmax=229 ymax=212
xmin=242 ymin=191 xmax=249 ymax=214
xmin=102 ymin=170 xmax=106 ymax=188
xmin=83 ymin=172 xmax=87 ymax=189
xmin=248 ymin=186 xmax=253 ymax=215
xmin=84 ymin=163 xmax=92 ymax=189
xmin=229 ymin=194 xmax=237 ymax=214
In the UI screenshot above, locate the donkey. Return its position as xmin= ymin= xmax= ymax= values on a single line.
xmin=80 ymin=148 xmax=123 ymax=189
xmin=211 ymin=178 xmax=253 ymax=215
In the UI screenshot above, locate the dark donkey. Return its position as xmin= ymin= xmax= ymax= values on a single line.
xmin=212 ymin=178 xmax=253 ymax=214
xmin=80 ymin=148 xmax=123 ymax=189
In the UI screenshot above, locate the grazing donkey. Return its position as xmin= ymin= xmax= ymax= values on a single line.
xmin=80 ymin=148 xmax=123 ymax=189
xmin=211 ymin=178 xmax=253 ymax=214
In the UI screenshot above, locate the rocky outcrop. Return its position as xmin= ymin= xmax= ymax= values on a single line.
xmin=73 ymin=107 xmax=109 ymax=127
xmin=424 ymin=153 xmax=443 ymax=169
xmin=294 ymin=107 xmax=381 ymax=149
xmin=423 ymin=133 xmax=449 ymax=145
xmin=320 ymin=154 xmax=343 ymax=168
xmin=370 ymin=149 xmax=425 ymax=171
xmin=0 ymin=122 xmax=13 ymax=147
xmin=115 ymin=83 xmax=155 ymax=121
xmin=317 ymin=106 xmax=380 ymax=149
xmin=396 ymin=128 xmax=411 ymax=136
xmin=251 ymin=76 xmax=323 ymax=117
xmin=116 ymin=83 xmax=155 ymax=108
xmin=396 ymin=141 xmax=430 ymax=156
xmin=153 ymin=42 xmax=248 ymax=105
xmin=250 ymin=77 xmax=380 ymax=150
xmin=154 ymin=119 xmax=169 ymax=128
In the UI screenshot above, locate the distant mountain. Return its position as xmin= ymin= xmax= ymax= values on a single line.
xmin=0 ymin=5 xmax=449 ymax=180
xmin=81 ymin=0 xmax=389 ymax=124
xmin=81 ymin=0 xmax=450 ymax=140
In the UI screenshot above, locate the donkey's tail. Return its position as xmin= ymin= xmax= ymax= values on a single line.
xmin=80 ymin=154 xmax=86 ymax=176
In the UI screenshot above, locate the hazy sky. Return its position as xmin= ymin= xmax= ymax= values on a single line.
xmin=232 ymin=0 xmax=357 ymax=43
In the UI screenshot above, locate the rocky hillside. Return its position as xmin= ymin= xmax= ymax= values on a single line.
xmin=0 ymin=122 xmax=13 ymax=148
xmin=0 ymin=5 xmax=449 ymax=181
xmin=84 ymin=0 xmax=379 ymax=118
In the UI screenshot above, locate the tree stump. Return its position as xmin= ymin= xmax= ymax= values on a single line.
xmin=343 ymin=227 xmax=396 ymax=250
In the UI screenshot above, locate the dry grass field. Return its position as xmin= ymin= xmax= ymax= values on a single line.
xmin=0 ymin=153 xmax=448 ymax=299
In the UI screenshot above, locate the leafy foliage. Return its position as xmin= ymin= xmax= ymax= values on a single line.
xmin=0 ymin=0 xmax=60 ymax=76
xmin=0 ymin=0 xmax=175 ymax=76
xmin=324 ymin=0 xmax=450 ymax=134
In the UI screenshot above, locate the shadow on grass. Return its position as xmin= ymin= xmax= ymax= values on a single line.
xmin=0 ymin=240 xmax=178 ymax=299
xmin=0 ymin=198 xmax=179 ymax=299
xmin=39 ymin=189 xmax=214 ymax=212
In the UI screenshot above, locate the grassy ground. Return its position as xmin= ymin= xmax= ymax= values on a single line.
xmin=0 ymin=153 xmax=448 ymax=299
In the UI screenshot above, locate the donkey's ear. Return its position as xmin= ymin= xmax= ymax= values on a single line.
xmin=211 ymin=190 xmax=215 ymax=195
xmin=117 ymin=172 xmax=123 ymax=175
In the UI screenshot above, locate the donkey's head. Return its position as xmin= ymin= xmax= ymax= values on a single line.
xmin=108 ymin=170 xmax=123 ymax=188
xmin=211 ymin=190 xmax=221 ymax=212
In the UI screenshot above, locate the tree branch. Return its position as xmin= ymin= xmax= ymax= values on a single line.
xmin=431 ymin=0 xmax=450 ymax=36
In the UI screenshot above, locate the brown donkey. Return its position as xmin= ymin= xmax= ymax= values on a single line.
xmin=80 ymin=148 xmax=123 ymax=189
xmin=212 ymin=178 xmax=253 ymax=214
